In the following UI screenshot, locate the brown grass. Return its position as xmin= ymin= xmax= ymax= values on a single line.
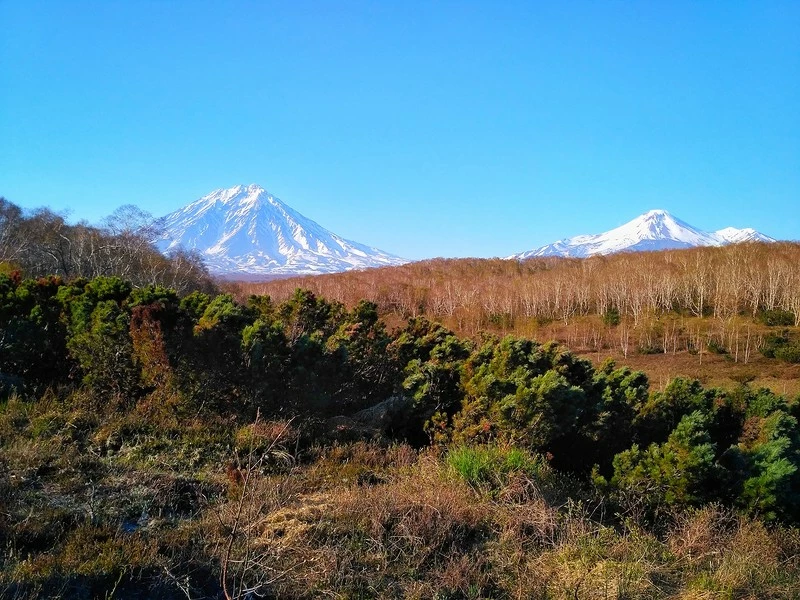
xmin=193 ymin=443 xmax=800 ymax=599
xmin=5 ymin=429 xmax=800 ymax=599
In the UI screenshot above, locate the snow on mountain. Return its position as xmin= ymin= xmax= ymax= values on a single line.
xmin=510 ymin=209 xmax=775 ymax=260
xmin=712 ymin=227 xmax=774 ymax=245
xmin=157 ymin=184 xmax=407 ymax=275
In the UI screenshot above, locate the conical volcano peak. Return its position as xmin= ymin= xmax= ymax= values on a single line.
xmin=188 ymin=185 xmax=284 ymax=217
xmin=510 ymin=209 xmax=775 ymax=259
xmin=633 ymin=210 xmax=695 ymax=231
xmin=231 ymin=184 xmax=278 ymax=211
xmin=238 ymin=184 xmax=272 ymax=202
xmin=201 ymin=184 xmax=268 ymax=204
xmin=158 ymin=185 xmax=406 ymax=276
xmin=640 ymin=209 xmax=672 ymax=220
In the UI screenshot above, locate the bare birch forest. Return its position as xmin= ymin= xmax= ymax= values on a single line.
xmin=237 ymin=242 xmax=800 ymax=362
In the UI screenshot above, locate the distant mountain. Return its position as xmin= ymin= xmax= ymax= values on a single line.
xmin=157 ymin=184 xmax=406 ymax=275
xmin=510 ymin=209 xmax=775 ymax=260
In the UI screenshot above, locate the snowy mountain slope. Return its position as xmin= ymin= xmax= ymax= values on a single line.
xmin=712 ymin=226 xmax=774 ymax=245
xmin=157 ymin=184 xmax=406 ymax=275
xmin=510 ymin=209 xmax=775 ymax=260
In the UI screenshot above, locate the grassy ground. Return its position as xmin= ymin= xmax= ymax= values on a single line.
xmin=4 ymin=398 xmax=800 ymax=600
xmin=175 ymin=442 xmax=800 ymax=598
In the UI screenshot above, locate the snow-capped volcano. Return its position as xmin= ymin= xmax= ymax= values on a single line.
xmin=510 ymin=209 xmax=775 ymax=260
xmin=158 ymin=184 xmax=406 ymax=275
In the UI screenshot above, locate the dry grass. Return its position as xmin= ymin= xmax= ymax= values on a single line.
xmin=191 ymin=442 xmax=800 ymax=599
xmin=664 ymin=505 xmax=797 ymax=599
xmin=5 ymin=401 xmax=800 ymax=600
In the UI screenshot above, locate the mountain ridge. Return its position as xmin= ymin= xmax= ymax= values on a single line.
xmin=510 ymin=209 xmax=775 ymax=260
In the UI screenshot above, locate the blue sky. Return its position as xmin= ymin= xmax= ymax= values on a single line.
xmin=2 ymin=1 xmax=798 ymax=259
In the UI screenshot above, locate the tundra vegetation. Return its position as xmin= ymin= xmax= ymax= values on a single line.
xmin=2 ymin=197 xmax=800 ymax=598
xmin=2 ymin=264 xmax=800 ymax=598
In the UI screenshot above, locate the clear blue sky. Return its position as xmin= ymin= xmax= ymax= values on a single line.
xmin=2 ymin=1 xmax=798 ymax=259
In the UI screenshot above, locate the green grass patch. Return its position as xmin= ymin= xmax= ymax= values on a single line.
xmin=447 ymin=445 xmax=549 ymax=490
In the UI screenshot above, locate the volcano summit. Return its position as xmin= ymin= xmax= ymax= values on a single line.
xmin=158 ymin=184 xmax=406 ymax=276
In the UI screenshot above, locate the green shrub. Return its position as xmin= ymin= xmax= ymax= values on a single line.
xmin=488 ymin=312 xmax=513 ymax=329
xmin=603 ymin=307 xmax=621 ymax=326
xmin=637 ymin=344 xmax=664 ymax=355
xmin=758 ymin=309 xmax=795 ymax=327
xmin=775 ymin=344 xmax=800 ymax=364
xmin=760 ymin=331 xmax=800 ymax=363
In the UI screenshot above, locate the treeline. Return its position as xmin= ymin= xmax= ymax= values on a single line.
xmin=242 ymin=242 xmax=800 ymax=329
xmin=0 ymin=197 xmax=213 ymax=294
xmin=2 ymin=274 xmax=800 ymax=522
